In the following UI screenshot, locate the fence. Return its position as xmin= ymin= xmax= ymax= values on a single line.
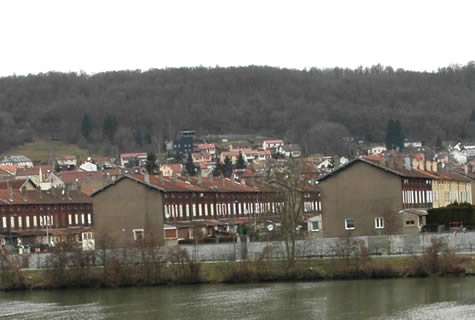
xmin=12 ymin=230 xmax=475 ymax=269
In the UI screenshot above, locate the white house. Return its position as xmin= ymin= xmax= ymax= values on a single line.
xmin=0 ymin=155 xmax=33 ymax=168
xmin=280 ymin=144 xmax=302 ymax=158
xmin=262 ymin=139 xmax=284 ymax=151
xmin=368 ymin=145 xmax=386 ymax=155
xmin=80 ymin=161 xmax=98 ymax=172
xmin=55 ymin=155 xmax=77 ymax=169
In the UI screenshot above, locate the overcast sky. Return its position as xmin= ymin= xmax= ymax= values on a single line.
xmin=0 ymin=0 xmax=473 ymax=76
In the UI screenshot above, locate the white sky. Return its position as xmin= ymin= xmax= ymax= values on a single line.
xmin=0 ymin=0 xmax=474 ymax=76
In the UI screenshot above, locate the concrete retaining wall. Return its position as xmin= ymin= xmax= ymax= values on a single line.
xmin=15 ymin=231 xmax=475 ymax=269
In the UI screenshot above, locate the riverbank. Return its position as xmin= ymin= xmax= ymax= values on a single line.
xmin=2 ymin=250 xmax=472 ymax=291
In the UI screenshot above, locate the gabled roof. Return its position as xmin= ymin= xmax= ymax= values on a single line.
xmin=318 ymin=158 xmax=435 ymax=182
xmin=89 ymin=175 xmax=164 ymax=197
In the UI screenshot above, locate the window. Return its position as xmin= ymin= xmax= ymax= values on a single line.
xmin=311 ymin=221 xmax=320 ymax=231
xmin=345 ymin=218 xmax=355 ymax=230
xmin=405 ymin=220 xmax=415 ymax=226
xmin=375 ymin=217 xmax=384 ymax=229
xmin=133 ymin=229 xmax=144 ymax=241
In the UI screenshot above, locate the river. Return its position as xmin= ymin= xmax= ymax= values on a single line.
xmin=1 ymin=277 xmax=475 ymax=319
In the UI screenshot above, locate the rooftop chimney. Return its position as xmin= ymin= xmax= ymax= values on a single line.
xmin=172 ymin=173 xmax=177 ymax=183
xmin=403 ymin=157 xmax=411 ymax=170
xmin=144 ymin=173 xmax=150 ymax=184
xmin=158 ymin=172 xmax=164 ymax=184
xmin=7 ymin=181 xmax=13 ymax=201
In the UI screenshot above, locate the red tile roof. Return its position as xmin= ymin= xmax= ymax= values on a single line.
xmin=196 ymin=143 xmax=216 ymax=149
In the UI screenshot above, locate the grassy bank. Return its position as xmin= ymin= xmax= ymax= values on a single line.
xmin=1 ymin=239 xmax=472 ymax=291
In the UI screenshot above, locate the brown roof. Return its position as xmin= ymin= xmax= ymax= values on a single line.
xmin=120 ymin=152 xmax=147 ymax=158
xmin=0 ymin=189 xmax=92 ymax=205
xmin=57 ymin=170 xmax=104 ymax=184
xmin=0 ymin=179 xmax=30 ymax=190
xmin=318 ymin=158 xmax=436 ymax=182
xmin=436 ymin=171 xmax=471 ymax=183
xmin=196 ymin=143 xmax=216 ymax=149
xmin=0 ymin=166 xmax=17 ymax=175
xmin=15 ymin=167 xmax=41 ymax=177
xmin=91 ymin=174 xmax=278 ymax=198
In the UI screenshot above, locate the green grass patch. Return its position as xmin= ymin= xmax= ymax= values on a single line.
xmin=1 ymin=140 xmax=92 ymax=163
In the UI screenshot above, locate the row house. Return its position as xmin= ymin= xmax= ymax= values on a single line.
xmin=134 ymin=175 xmax=279 ymax=222
xmin=405 ymin=158 xmax=473 ymax=208
xmin=398 ymin=168 xmax=434 ymax=210
xmin=432 ymin=171 xmax=472 ymax=208
xmin=91 ymin=174 xmax=279 ymax=246
xmin=0 ymin=155 xmax=33 ymax=168
xmin=0 ymin=188 xmax=93 ymax=247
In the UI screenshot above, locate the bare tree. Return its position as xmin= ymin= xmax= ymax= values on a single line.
xmin=273 ymin=159 xmax=305 ymax=269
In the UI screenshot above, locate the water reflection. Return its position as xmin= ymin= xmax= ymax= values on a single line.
xmin=1 ymin=278 xmax=475 ymax=320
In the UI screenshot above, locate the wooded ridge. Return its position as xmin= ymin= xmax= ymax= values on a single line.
xmin=0 ymin=64 xmax=474 ymax=155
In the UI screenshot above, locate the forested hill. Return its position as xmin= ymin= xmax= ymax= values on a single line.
xmin=0 ymin=64 xmax=475 ymax=155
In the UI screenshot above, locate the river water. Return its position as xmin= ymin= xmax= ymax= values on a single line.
xmin=1 ymin=277 xmax=475 ymax=319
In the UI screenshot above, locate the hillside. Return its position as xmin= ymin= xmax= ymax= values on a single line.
xmin=0 ymin=141 xmax=91 ymax=164
xmin=0 ymin=64 xmax=474 ymax=155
